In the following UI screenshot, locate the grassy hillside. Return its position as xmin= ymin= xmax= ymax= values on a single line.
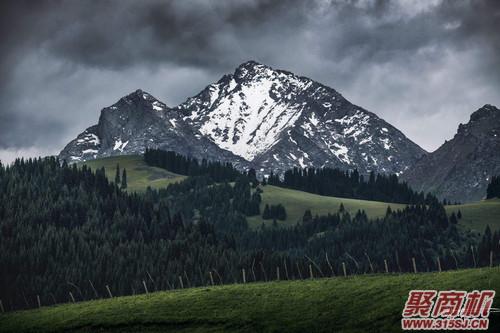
xmin=446 ymin=199 xmax=500 ymax=233
xmin=248 ymin=185 xmax=405 ymax=228
xmin=80 ymin=155 xmax=186 ymax=192
xmin=80 ymin=155 xmax=500 ymax=231
xmin=1 ymin=268 xmax=498 ymax=333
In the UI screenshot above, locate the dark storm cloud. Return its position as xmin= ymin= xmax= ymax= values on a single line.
xmin=1 ymin=0 xmax=500 ymax=162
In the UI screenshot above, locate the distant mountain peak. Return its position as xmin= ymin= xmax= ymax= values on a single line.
xmin=60 ymin=61 xmax=427 ymax=176
xmin=115 ymin=89 xmax=167 ymax=112
xmin=470 ymin=104 xmax=499 ymax=122
xmin=404 ymin=103 xmax=500 ymax=202
xmin=176 ymin=62 xmax=425 ymax=173
xmin=235 ymin=60 xmax=268 ymax=71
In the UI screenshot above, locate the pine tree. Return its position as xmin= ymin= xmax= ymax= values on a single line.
xmin=339 ymin=203 xmax=345 ymax=213
xmin=486 ymin=176 xmax=500 ymax=199
xmin=262 ymin=204 xmax=271 ymax=219
xmin=449 ymin=212 xmax=458 ymax=225
xmin=303 ymin=209 xmax=312 ymax=224
xmin=115 ymin=164 xmax=121 ymax=185
xmin=276 ymin=204 xmax=287 ymax=220
xmin=121 ymin=169 xmax=127 ymax=189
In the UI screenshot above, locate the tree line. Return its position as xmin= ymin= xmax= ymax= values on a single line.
xmin=266 ymin=167 xmax=443 ymax=205
xmin=487 ymin=175 xmax=500 ymax=199
xmin=144 ymin=148 xmax=242 ymax=182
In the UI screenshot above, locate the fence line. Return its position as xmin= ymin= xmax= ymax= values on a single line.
xmin=2 ymin=252 xmax=499 ymax=313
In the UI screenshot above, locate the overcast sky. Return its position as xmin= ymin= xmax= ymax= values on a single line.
xmin=1 ymin=0 xmax=499 ymax=163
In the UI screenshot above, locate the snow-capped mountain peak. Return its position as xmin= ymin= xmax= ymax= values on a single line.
xmin=61 ymin=61 xmax=426 ymax=175
xmin=176 ymin=61 xmax=425 ymax=174
xmin=178 ymin=61 xmax=331 ymax=161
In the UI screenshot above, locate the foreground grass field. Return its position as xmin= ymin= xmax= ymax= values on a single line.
xmin=80 ymin=155 xmax=186 ymax=192
xmin=1 ymin=268 xmax=498 ymax=333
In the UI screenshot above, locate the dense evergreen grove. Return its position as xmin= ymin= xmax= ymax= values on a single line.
xmin=262 ymin=204 xmax=287 ymax=220
xmin=0 ymin=157 xmax=497 ymax=311
xmin=267 ymin=167 xmax=440 ymax=204
xmin=144 ymin=148 xmax=241 ymax=182
xmin=486 ymin=175 xmax=500 ymax=199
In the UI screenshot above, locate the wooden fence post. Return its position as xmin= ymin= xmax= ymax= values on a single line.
xmin=309 ymin=264 xmax=314 ymax=279
xmin=365 ymin=252 xmax=374 ymax=273
xmin=384 ymin=259 xmax=389 ymax=274
xmin=37 ymin=295 xmax=41 ymax=308
xmin=146 ymin=271 xmax=157 ymax=291
xmin=106 ymin=285 xmax=113 ymax=298
xmin=296 ymin=262 xmax=303 ymax=280
xmin=166 ymin=280 xmax=173 ymax=290
xmin=214 ymin=270 xmax=223 ymax=285
xmin=184 ymin=271 xmax=191 ymax=288
xmin=471 ymin=246 xmax=477 ymax=268
xmin=250 ymin=259 xmax=256 ymax=282
xmin=178 ymin=276 xmax=184 ymax=289
xmin=342 ymin=262 xmax=347 ymax=277
xmin=142 ymin=280 xmax=149 ymax=294
xmin=242 ymin=269 xmax=246 ymax=284
xmin=326 ymin=253 xmax=335 ymax=277
xmin=490 ymin=251 xmax=494 ymax=268
xmin=276 ymin=266 xmax=280 ymax=281
xmin=395 ymin=251 xmax=402 ymax=272
xmin=0 ymin=299 xmax=4 ymax=313
xmin=260 ymin=262 xmax=268 ymax=282
xmin=451 ymin=250 xmax=459 ymax=269
xmin=88 ymin=280 xmax=99 ymax=299
xmin=69 ymin=292 xmax=76 ymax=303
xmin=437 ymin=257 xmax=442 ymax=272
xmin=412 ymin=257 xmax=417 ymax=273
xmin=209 ymin=271 xmax=215 ymax=286
xmin=305 ymin=255 xmax=325 ymax=277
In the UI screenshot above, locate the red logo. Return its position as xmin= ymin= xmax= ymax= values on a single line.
xmin=402 ymin=290 xmax=495 ymax=330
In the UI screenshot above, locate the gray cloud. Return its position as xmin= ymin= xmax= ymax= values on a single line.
xmin=1 ymin=0 xmax=500 ymax=163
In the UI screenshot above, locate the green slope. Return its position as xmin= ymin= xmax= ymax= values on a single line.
xmin=80 ymin=155 xmax=500 ymax=232
xmin=446 ymin=199 xmax=500 ymax=233
xmin=79 ymin=155 xmax=186 ymax=192
xmin=1 ymin=268 xmax=498 ymax=333
xmin=248 ymin=185 xmax=405 ymax=228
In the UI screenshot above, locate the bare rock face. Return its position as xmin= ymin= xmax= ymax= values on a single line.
xmin=60 ymin=61 xmax=426 ymax=176
xmin=403 ymin=104 xmax=500 ymax=203
xmin=59 ymin=89 xmax=247 ymax=167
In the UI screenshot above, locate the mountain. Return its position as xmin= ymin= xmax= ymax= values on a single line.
xmin=403 ymin=104 xmax=500 ymax=203
xmin=60 ymin=61 xmax=426 ymax=175
xmin=59 ymin=90 xmax=247 ymax=167
xmin=175 ymin=61 xmax=426 ymax=174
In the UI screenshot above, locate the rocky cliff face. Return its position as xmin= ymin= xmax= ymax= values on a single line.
xmin=60 ymin=61 xmax=426 ymax=176
xmin=59 ymin=89 xmax=247 ymax=167
xmin=403 ymin=104 xmax=500 ymax=202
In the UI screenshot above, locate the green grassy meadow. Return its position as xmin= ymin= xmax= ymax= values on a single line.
xmin=79 ymin=155 xmax=186 ymax=192
xmin=446 ymin=199 xmax=500 ymax=233
xmin=79 ymin=155 xmax=500 ymax=232
xmin=1 ymin=268 xmax=498 ymax=333
xmin=248 ymin=185 xmax=406 ymax=228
